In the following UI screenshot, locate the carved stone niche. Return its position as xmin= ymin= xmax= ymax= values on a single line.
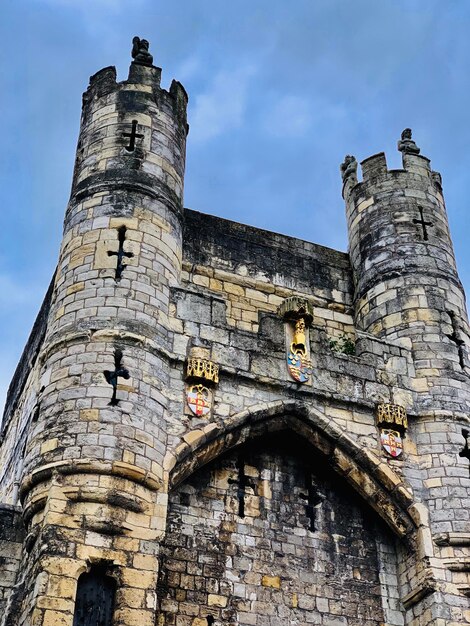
xmin=277 ymin=297 xmax=314 ymax=384
xmin=184 ymin=347 xmax=219 ymax=418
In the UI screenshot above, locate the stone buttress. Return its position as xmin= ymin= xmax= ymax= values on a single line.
xmin=1 ymin=44 xmax=188 ymax=626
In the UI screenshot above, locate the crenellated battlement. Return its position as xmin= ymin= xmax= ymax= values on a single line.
xmin=343 ymin=147 xmax=441 ymax=201
xmin=83 ymin=62 xmax=188 ymax=123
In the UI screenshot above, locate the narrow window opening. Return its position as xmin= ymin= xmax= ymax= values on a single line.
xmin=107 ymin=225 xmax=134 ymax=281
xmin=413 ymin=206 xmax=433 ymax=241
xmin=447 ymin=311 xmax=466 ymax=369
xmin=123 ymin=119 xmax=144 ymax=152
xmin=459 ymin=429 xmax=470 ymax=476
xmin=103 ymin=347 xmax=130 ymax=406
xmin=73 ymin=565 xmax=116 ymax=626
xmin=206 ymin=616 xmax=215 ymax=626
xmin=228 ymin=455 xmax=254 ymax=518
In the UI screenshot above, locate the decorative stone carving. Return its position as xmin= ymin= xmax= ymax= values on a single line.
xmin=186 ymin=357 xmax=219 ymax=384
xmin=376 ymin=403 xmax=408 ymax=431
xmin=277 ymin=296 xmax=313 ymax=325
xmin=340 ymin=155 xmax=358 ymax=184
xmin=131 ymin=36 xmax=154 ymax=67
xmin=278 ymin=297 xmax=313 ymax=384
xmin=185 ymin=354 xmax=218 ymax=418
xmin=376 ymin=403 xmax=407 ymax=458
xmin=398 ymin=128 xmax=420 ymax=155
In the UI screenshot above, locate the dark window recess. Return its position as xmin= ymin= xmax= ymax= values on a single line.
xmin=179 ymin=492 xmax=190 ymax=507
xmin=228 ymin=455 xmax=254 ymax=518
xmin=107 ymin=225 xmax=134 ymax=281
xmin=73 ymin=566 xmax=116 ymax=626
xmin=459 ymin=429 xmax=470 ymax=476
xmin=123 ymin=119 xmax=144 ymax=152
xmin=447 ymin=311 xmax=466 ymax=369
xmin=103 ymin=348 xmax=130 ymax=407
xmin=413 ymin=206 xmax=433 ymax=241
xmin=299 ymin=473 xmax=323 ymax=532
xmin=206 ymin=616 xmax=215 ymax=626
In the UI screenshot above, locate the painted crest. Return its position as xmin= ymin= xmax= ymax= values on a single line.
xmin=287 ymin=349 xmax=313 ymax=383
xmin=186 ymin=384 xmax=211 ymax=417
xmin=380 ymin=428 xmax=403 ymax=458
xmin=286 ymin=317 xmax=313 ymax=384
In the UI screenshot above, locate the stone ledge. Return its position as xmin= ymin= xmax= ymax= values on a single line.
xmin=435 ymin=532 xmax=470 ymax=547
xmin=20 ymin=459 xmax=162 ymax=505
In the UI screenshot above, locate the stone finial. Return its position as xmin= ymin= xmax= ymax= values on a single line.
xmin=340 ymin=155 xmax=358 ymax=184
xmin=131 ymin=36 xmax=154 ymax=67
xmin=397 ymin=128 xmax=420 ymax=155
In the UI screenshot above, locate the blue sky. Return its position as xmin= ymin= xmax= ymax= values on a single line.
xmin=1 ymin=0 xmax=470 ymax=413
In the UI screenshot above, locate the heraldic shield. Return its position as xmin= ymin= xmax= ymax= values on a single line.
xmin=286 ymin=317 xmax=313 ymax=384
xmin=380 ymin=428 xmax=403 ymax=458
xmin=287 ymin=349 xmax=313 ymax=383
xmin=187 ymin=384 xmax=211 ymax=417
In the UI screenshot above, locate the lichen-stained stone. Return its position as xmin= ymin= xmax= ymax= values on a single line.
xmin=160 ymin=434 xmax=402 ymax=626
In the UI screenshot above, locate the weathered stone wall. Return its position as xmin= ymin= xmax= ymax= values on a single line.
xmin=160 ymin=432 xmax=403 ymax=626
xmin=0 ymin=280 xmax=54 ymax=505
xmin=0 ymin=505 xmax=23 ymax=618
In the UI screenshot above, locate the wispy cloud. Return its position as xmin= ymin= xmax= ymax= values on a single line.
xmin=190 ymin=65 xmax=257 ymax=143
xmin=263 ymin=95 xmax=313 ymax=138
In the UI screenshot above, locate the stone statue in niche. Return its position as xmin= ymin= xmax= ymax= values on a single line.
xmin=278 ymin=297 xmax=314 ymax=384
xmin=287 ymin=318 xmax=313 ymax=384
xmin=432 ymin=171 xmax=442 ymax=188
xmin=131 ymin=36 xmax=154 ymax=66
xmin=340 ymin=155 xmax=358 ymax=184
xmin=397 ymin=128 xmax=421 ymax=155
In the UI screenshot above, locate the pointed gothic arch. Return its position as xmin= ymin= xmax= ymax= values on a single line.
xmin=166 ymin=400 xmax=420 ymax=542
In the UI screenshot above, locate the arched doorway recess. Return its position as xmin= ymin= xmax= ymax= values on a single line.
xmin=158 ymin=402 xmax=424 ymax=626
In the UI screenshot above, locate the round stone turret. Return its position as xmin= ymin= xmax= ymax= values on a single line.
xmin=343 ymin=131 xmax=470 ymax=412
xmin=14 ymin=40 xmax=189 ymax=625
xmin=25 ymin=37 xmax=189 ymax=476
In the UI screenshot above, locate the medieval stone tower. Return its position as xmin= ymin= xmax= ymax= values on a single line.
xmin=0 ymin=38 xmax=469 ymax=626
